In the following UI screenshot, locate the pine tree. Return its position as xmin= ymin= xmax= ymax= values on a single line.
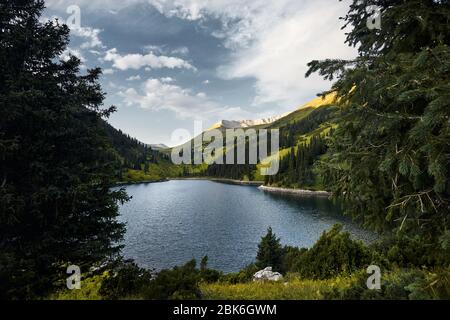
xmin=256 ymin=227 xmax=283 ymax=271
xmin=0 ymin=0 xmax=128 ymax=299
xmin=307 ymin=0 xmax=450 ymax=242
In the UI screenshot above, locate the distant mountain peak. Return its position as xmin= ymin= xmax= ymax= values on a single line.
xmin=208 ymin=114 xmax=290 ymax=130
xmin=208 ymin=92 xmax=337 ymax=131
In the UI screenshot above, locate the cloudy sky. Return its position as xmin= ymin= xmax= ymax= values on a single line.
xmin=44 ymin=0 xmax=356 ymax=146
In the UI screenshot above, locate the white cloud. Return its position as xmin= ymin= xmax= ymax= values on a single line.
xmin=46 ymin=0 xmax=357 ymax=115
xmin=161 ymin=77 xmax=175 ymax=83
xmin=203 ymin=80 xmax=210 ymax=85
xmin=126 ymin=75 xmax=142 ymax=81
xmin=144 ymin=45 xmax=189 ymax=57
xmin=103 ymin=68 xmax=115 ymax=75
xmin=72 ymin=26 xmax=104 ymax=49
xmin=104 ymin=48 xmax=196 ymax=71
xmin=44 ymin=0 xmax=138 ymax=12
xmin=148 ymin=0 xmax=357 ymax=109
xmin=171 ymin=46 xmax=190 ymax=56
xmin=144 ymin=45 xmax=165 ymax=54
xmin=60 ymin=48 xmax=85 ymax=62
xmin=40 ymin=13 xmax=104 ymax=50
xmin=119 ymin=78 xmax=250 ymax=120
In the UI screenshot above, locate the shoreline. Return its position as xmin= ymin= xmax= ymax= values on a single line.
xmin=116 ymin=178 xmax=331 ymax=196
xmin=258 ymin=185 xmax=332 ymax=197
xmin=171 ymin=177 xmax=264 ymax=186
xmin=115 ymin=178 xmax=169 ymax=186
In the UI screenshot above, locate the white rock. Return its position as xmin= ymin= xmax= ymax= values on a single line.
xmin=253 ymin=267 xmax=283 ymax=282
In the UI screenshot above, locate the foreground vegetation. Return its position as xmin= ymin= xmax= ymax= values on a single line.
xmin=50 ymin=225 xmax=450 ymax=300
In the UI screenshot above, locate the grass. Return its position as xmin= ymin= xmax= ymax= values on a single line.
xmin=48 ymin=267 xmax=450 ymax=300
xmin=120 ymin=161 xmax=186 ymax=183
xmin=200 ymin=275 xmax=355 ymax=300
xmin=49 ymin=274 xmax=105 ymax=300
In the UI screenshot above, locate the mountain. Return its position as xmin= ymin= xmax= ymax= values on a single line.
xmin=208 ymin=92 xmax=338 ymax=131
xmin=208 ymin=114 xmax=290 ymax=130
xmin=168 ymin=92 xmax=338 ymax=186
xmin=109 ymin=91 xmax=339 ymax=185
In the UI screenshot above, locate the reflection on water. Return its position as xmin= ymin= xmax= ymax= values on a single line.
xmin=117 ymin=180 xmax=376 ymax=273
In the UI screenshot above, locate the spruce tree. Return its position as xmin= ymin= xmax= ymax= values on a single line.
xmin=0 ymin=0 xmax=128 ymax=298
xmin=307 ymin=0 xmax=450 ymax=243
xmin=256 ymin=227 xmax=283 ymax=271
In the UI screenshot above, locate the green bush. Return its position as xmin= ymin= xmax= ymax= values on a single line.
xmin=199 ymin=256 xmax=223 ymax=283
xmin=99 ymin=261 xmax=152 ymax=300
xmin=50 ymin=274 xmax=105 ymax=300
xmin=371 ymin=234 xmax=450 ymax=268
xmin=281 ymin=246 xmax=307 ymax=274
xmin=143 ymin=260 xmax=201 ymax=300
xmin=220 ymin=264 xmax=260 ymax=284
xmin=323 ymin=268 xmax=450 ymax=300
xmin=292 ymin=224 xmax=371 ymax=279
xmin=99 ymin=258 xmax=222 ymax=300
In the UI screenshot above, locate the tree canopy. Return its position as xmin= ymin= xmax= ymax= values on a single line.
xmin=0 ymin=0 xmax=128 ymax=299
xmin=307 ymin=0 xmax=450 ymax=242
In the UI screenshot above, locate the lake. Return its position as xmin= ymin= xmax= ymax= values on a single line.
xmin=118 ymin=180 xmax=375 ymax=273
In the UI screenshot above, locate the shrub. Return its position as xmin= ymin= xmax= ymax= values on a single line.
xmin=220 ymin=264 xmax=260 ymax=284
xmin=323 ymin=268 xmax=450 ymax=300
xmin=50 ymin=274 xmax=105 ymax=300
xmin=199 ymin=256 xmax=223 ymax=283
xmin=281 ymin=246 xmax=307 ymax=274
xmin=372 ymin=234 xmax=450 ymax=268
xmin=293 ymin=224 xmax=371 ymax=279
xmin=99 ymin=261 xmax=152 ymax=300
xmin=143 ymin=260 xmax=201 ymax=300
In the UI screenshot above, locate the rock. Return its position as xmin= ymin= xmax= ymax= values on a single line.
xmin=252 ymin=267 xmax=283 ymax=282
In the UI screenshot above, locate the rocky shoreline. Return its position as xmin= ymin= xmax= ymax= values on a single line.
xmin=258 ymin=185 xmax=331 ymax=197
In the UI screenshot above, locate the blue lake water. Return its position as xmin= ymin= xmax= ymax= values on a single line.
xmin=118 ymin=180 xmax=375 ymax=273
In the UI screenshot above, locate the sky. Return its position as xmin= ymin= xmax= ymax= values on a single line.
xmin=43 ymin=0 xmax=356 ymax=147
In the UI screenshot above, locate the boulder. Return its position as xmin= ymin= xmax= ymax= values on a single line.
xmin=252 ymin=267 xmax=283 ymax=282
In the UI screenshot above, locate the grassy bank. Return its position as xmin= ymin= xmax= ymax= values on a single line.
xmin=200 ymin=277 xmax=351 ymax=300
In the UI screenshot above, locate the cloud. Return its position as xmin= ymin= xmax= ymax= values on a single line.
xmin=202 ymin=80 xmax=210 ymax=85
xmin=40 ymin=14 xmax=104 ymax=49
xmin=104 ymin=48 xmax=196 ymax=71
xmin=219 ymin=1 xmax=355 ymax=107
xmin=148 ymin=0 xmax=356 ymax=108
xmin=161 ymin=77 xmax=175 ymax=83
xmin=126 ymin=75 xmax=142 ymax=81
xmin=72 ymin=26 xmax=104 ymax=49
xmin=144 ymin=45 xmax=165 ymax=54
xmin=171 ymin=46 xmax=190 ymax=56
xmin=119 ymin=78 xmax=250 ymax=120
xmin=60 ymin=47 xmax=85 ymax=62
xmin=44 ymin=0 xmax=139 ymax=12
xmin=144 ymin=45 xmax=190 ymax=57
xmin=46 ymin=0 xmax=357 ymax=115
xmin=103 ymin=68 xmax=115 ymax=75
